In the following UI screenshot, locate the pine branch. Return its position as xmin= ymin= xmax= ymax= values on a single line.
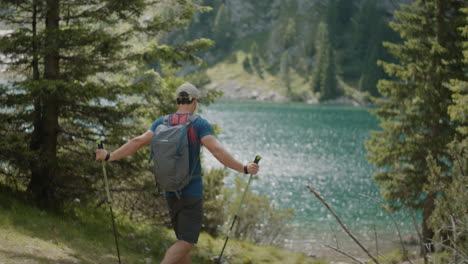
xmin=451 ymin=150 xmax=466 ymax=178
xmin=306 ymin=185 xmax=381 ymax=264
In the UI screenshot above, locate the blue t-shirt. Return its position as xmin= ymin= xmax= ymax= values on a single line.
xmin=149 ymin=113 xmax=213 ymax=197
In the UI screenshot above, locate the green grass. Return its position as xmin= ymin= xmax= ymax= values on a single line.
xmin=0 ymin=187 xmax=170 ymax=263
xmin=205 ymin=51 xmax=297 ymax=96
xmin=0 ymin=186 xmax=328 ymax=264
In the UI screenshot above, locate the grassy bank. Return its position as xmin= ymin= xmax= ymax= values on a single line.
xmin=203 ymin=51 xmax=372 ymax=104
xmin=0 ymin=187 xmax=327 ymax=264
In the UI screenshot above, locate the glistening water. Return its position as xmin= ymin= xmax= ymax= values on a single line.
xmin=201 ymin=100 xmax=418 ymax=258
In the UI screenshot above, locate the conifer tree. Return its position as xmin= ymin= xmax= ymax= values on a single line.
xmin=284 ymin=18 xmax=296 ymax=49
xmin=358 ymin=33 xmax=387 ymax=97
xmin=366 ymin=0 xmax=466 ymax=254
xmin=242 ymin=56 xmax=253 ymax=73
xmin=250 ymin=42 xmax=263 ymax=78
xmin=310 ymin=22 xmax=341 ymax=101
xmin=280 ymin=51 xmax=291 ymax=94
xmin=353 ymin=0 xmax=380 ymax=61
xmin=326 ymin=0 xmax=356 ymax=48
xmin=0 ymin=0 xmax=214 ymax=208
xmin=213 ymin=3 xmax=233 ymax=53
xmin=320 ymin=46 xmax=339 ymax=101
xmin=352 ymin=0 xmax=391 ymax=95
xmin=311 ymin=22 xmax=328 ymax=94
xmin=427 ymin=7 xmax=468 ymax=259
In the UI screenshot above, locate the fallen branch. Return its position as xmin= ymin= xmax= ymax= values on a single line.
xmin=325 ymin=244 xmax=365 ymax=264
xmin=306 ymin=185 xmax=381 ymax=264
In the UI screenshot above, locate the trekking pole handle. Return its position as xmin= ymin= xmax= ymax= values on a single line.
xmin=97 ymin=140 xmax=104 ymax=149
xmin=253 ymin=155 xmax=262 ymax=165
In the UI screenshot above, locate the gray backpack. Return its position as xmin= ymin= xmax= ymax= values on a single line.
xmin=149 ymin=114 xmax=200 ymax=194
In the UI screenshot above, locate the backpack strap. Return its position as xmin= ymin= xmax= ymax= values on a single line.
xmin=148 ymin=115 xmax=171 ymax=164
xmin=185 ymin=114 xmax=200 ymax=127
xmin=163 ymin=115 xmax=170 ymax=126
xmin=187 ymin=114 xmax=202 ymax=178
xmin=175 ymin=114 xmax=200 ymax=156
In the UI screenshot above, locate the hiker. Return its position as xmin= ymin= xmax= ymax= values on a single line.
xmin=95 ymin=82 xmax=260 ymax=264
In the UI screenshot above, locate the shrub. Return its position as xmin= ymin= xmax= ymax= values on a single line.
xmin=203 ymin=168 xmax=229 ymax=236
xmin=225 ymin=175 xmax=295 ymax=245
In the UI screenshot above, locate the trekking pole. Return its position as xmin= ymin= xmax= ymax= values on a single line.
xmin=218 ymin=155 xmax=262 ymax=263
xmin=97 ymin=140 xmax=122 ymax=264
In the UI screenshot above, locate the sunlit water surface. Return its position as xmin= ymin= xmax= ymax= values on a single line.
xmin=200 ymin=100 xmax=418 ymax=258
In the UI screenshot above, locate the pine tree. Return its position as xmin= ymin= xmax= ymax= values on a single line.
xmin=280 ymin=51 xmax=291 ymax=95
xmin=242 ymin=56 xmax=253 ymax=73
xmin=320 ymin=46 xmax=339 ymax=101
xmin=284 ymin=18 xmax=296 ymax=49
xmin=250 ymin=42 xmax=263 ymax=78
xmin=358 ymin=46 xmax=379 ymax=95
xmin=366 ymin=0 xmax=466 ymax=255
xmin=310 ymin=22 xmax=341 ymax=101
xmin=213 ymin=3 xmax=233 ymax=53
xmin=0 ymin=0 xmax=214 ymax=208
xmin=358 ymin=36 xmax=387 ymax=96
xmin=353 ymin=0 xmax=380 ymax=61
xmin=427 ymin=7 xmax=468 ymax=259
xmin=351 ymin=0 xmax=393 ymax=95
xmin=326 ymin=0 xmax=356 ymax=48
xmin=310 ymin=22 xmax=328 ymax=94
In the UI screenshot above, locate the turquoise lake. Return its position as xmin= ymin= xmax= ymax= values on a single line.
xmin=201 ymin=100 xmax=417 ymax=256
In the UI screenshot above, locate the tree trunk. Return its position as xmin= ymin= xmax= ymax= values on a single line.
xmin=421 ymin=192 xmax=436 ymax=256
xmin=28 ymin=0 xmax=61 ymax=209
xmin=32 ymin=0 xmax=40 ymax=80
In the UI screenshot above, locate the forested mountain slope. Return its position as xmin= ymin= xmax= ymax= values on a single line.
xmin=166 ymin=0 xmax=411 ymax=103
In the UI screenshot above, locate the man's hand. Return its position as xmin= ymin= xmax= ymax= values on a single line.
xmin=246 ymin=162 xmax=260 ymax=175
xmin=94 ymin=130 xmax=153 ymax=162
xmin=96 ymin=149 xmax=108 ymax=161
xmin=202 ymin=135 xmax=261 ymax=175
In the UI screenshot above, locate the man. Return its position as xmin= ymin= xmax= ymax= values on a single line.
xmin=95 ymin=82 xmax=260 ymax=264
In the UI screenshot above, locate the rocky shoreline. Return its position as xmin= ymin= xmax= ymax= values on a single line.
xmin=207 ymin=81 xmax=372 ymax=106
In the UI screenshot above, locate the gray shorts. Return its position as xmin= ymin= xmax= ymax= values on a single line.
xmin=166 ymin=196 xmax=203 ymax=244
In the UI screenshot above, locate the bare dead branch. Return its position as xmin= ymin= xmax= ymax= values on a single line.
xmin=325 ymin=244 xmax=365 ymax=264
xmin=329 ymin=223 xmax=339 ymax=249
xmin=429 ymin=238 xmax=468 ymax=262
xmin=373 ymin=224 xmax=379 ymax=255
xmin=406 ymin=204 xmax=426 ymax=264
xmin=306 ymin=185 xmax=381 ymax=264
xmin=358 ymin=193 xmax=413 ymax=264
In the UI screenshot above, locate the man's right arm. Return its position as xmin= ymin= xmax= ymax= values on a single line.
xmin=96 ymin=130 xmax=154 ymax=162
